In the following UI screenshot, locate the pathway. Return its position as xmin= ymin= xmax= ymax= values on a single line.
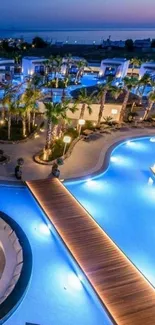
xmin=0 ymin=126 xmax=154 ymax=182
xmin=27 ymin=178 xmax=155 ymax=325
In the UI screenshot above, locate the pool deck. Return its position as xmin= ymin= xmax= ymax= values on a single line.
xmin=26 ymin=178 xmax=155 ymax=325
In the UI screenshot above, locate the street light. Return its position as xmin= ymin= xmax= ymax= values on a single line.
xmin=63 ymin=136 xmax=71 ymax=156
xmin=78 ymin=119 xmax=85 ymax=136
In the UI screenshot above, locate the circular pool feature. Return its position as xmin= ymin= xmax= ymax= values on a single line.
xmin=0 ymin=212 xmax=32 ymax=323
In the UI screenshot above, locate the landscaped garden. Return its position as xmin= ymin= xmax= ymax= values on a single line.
xmin=0 ymin=56 xmax=155 ymax=167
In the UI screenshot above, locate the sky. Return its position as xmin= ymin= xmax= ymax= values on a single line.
xmin=1 ymin=0 xmax=155 ymax=30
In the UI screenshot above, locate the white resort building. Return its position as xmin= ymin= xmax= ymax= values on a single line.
xmin=99 ymin=58 xmax=130 ymax=79
xmin=139 ymin=62 xmax=155 ymax=80
xmin=0 ymin=58 xmax=15 ymax=82
xmin=22 ymin=57 xmax=47 ymax=76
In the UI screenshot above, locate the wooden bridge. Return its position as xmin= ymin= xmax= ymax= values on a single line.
xmin=26 ymin=178 xmax=155 ymax=325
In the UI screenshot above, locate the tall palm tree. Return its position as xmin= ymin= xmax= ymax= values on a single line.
xmin=119 ymin=77 xmax=139 ymax=123
xmin=96 ymin=81 xmax=113 ymax=127
xmin=75 ymin=60 xmax=87 ymax=84
xmin=0 ymin=84 xmax=13 ymax=120
xmin=130 ymin=58 xmax=141 ymax=76
xmin=18 ymin=104 xmax=27 ymax=138
xmin=143 ymin=91 xmax=155 ymax=120
xmin=44 ymin=100 xmax=77 ymax=151
xmin=54 ymin=56 xmax=63 ymax=88
xmin=64 ymin=53 xmax=72 ymax=77
xmin=7 ymin=97 xmax=19 ymax=140
xmin=76 ymin=88 xmax=94 ymax=126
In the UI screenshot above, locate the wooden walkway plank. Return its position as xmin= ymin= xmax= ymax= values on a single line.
xmin=26 ymin=178 xmax=155 ymax=325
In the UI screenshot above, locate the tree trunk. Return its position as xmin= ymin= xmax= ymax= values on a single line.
xmin=55 ymin=77 xmax=59 ymax=88
xmin=77 ymin=103 xmax=86 ymax=131
xmin=119 ymin=91 xmax=130 ymax=123
xmin=45 ymin=119 xmax=52 ymax=149
xmin=131 ymin=101 xmax=135 ymax=113
xmin=75 ymin=70 xmax=80 ymax=84
xmin=27 ymin=111 xmax=31 ymax=134
xmin=22 ymin=116 xmax=26 ymax=138
xmin=79 ymin=103 xmax=86 ymax=120
xmin=143 ymin=101 xmax=154 ymax=120
xmin=8 ymin=114 xmax=11 ymax=140
xmin=32 ymin=111 xmax=35 ymax=127
xmin=1 ymin=107 xmax=5 ymax=120
xmin=97 ymin=91 xmax=107 ymax=127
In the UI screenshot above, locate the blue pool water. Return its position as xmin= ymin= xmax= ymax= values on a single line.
xmin=65 ymin=136 xmax=155 ymax=287
xmin=0 ymin=185 xmax=111 ymax=325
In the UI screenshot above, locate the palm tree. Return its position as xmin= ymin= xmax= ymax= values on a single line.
xmin=111 ymin=86 xmax=123 ymax=100
xmin=143 ymin=91 xmax=155 ymax=120
xmin=44 ymin=102 xmax=63 ymax=150
xmin=7 ymin=99 xmax=19 ymax=140
xmin=75 ymin=60 xmax=87 ymax=84
xmin=64 ymin=53 xmax=72 ymax=76
xmin=130 ymin=58 xmax=141 ymax=76
xmin=48 ymin=55 xmax=55 ymax=75
xmin=44 ymin=100 xmax=77 ymax=152
xmin=18 ymin=104 xmax=27 ymax=138
xmin=96 ymin=81 xmax=113 ymax=127
xmin=0 ymin=84 xmax=13 ymax=120
xmin=54 ymin=56 xmax=63 ymax=88
xmin=119 ymin=77 xmax=139 ymax=123
xmin=76 ymin=88 xmax=94 ymax=127
xmin=137 ymin=73 xmax=152 ymax=96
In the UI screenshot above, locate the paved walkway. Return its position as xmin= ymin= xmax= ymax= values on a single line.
xmin=0 ymin=127 xmax=155 ymax=181
xmin=60 ymin=127 xmax=155 ymax=180
xmin=0 ymin=128 xmax=51 ymax=181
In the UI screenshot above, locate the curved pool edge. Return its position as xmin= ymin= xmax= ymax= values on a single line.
xmin=64 ymin=132 xmax=155 ymax=183
xmin=0 ymin=211 xmax=33 ymax=324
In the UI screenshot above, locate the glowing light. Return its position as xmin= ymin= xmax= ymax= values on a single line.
xmin=67 ymin=273 xmax=82 ymax=290
xmin=63 ymin=136 xmax=71 ymax=144
xmin=150 ymin=138 xmax=155 ymax=142
xmin=39 ymin=224 xmax=51 ymax=235
xmin=78 ymin=119 xmax=85 ymax=126
xmin=86 ymin=178 xmax=92 ymax=183
xmin=126 ymin=141 xmax=131 ymax=145
xmin=34 ymin=134 xmax=39 ymax=138
xmin=110 ymin=156 xmax=118 ymax=162
xmin=111 ymin=109 xmax=118 ymax=115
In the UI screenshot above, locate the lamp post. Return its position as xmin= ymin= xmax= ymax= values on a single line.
xmin=78 ymin=119 xmax=85 ymax=136
xmin=63 ymin=136 xmax=71 ymax=156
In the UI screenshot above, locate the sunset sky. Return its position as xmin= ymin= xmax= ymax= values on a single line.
xmin=1 ymin=0 xmax=155 ymax=29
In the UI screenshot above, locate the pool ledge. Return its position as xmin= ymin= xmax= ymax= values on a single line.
xmin=61 ymin=128 xmax=155 ymax=182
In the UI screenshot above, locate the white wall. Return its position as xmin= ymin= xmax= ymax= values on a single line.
xmin=38 ymin=101 xmax=122 ymax=122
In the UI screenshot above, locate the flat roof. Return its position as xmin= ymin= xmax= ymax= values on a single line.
xmin=102 ymin=58 xmax=128 ymax=63
xmin=23 ymin=56 xmax=46 ymax=61
xmin=0 ymin=58 xmax=14 ymax=62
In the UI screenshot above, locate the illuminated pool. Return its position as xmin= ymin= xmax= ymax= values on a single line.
xmin=65 ymin=136 xmax=155 ymax=286
xmin=1 ymin=185 xmax=112 ymax=325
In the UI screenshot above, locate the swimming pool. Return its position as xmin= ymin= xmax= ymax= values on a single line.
xmin=0 ymin=185 xmax=112 ymax=325
xmin=65 ymin=136 xmax=155 ymax=287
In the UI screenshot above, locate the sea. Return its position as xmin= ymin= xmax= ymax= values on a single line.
xmin=0 ymin=29 xmax=155 ymax=44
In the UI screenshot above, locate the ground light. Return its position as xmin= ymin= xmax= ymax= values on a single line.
xmin=63 ymin=135 xmax=71 ymax=156
xmin=39 ymin=223 xmax=51 ymax=235
xmin=78 ymin=119 xmax=85 ymax=136
xmin=67 ymin=273 xmax=82 ymax=291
